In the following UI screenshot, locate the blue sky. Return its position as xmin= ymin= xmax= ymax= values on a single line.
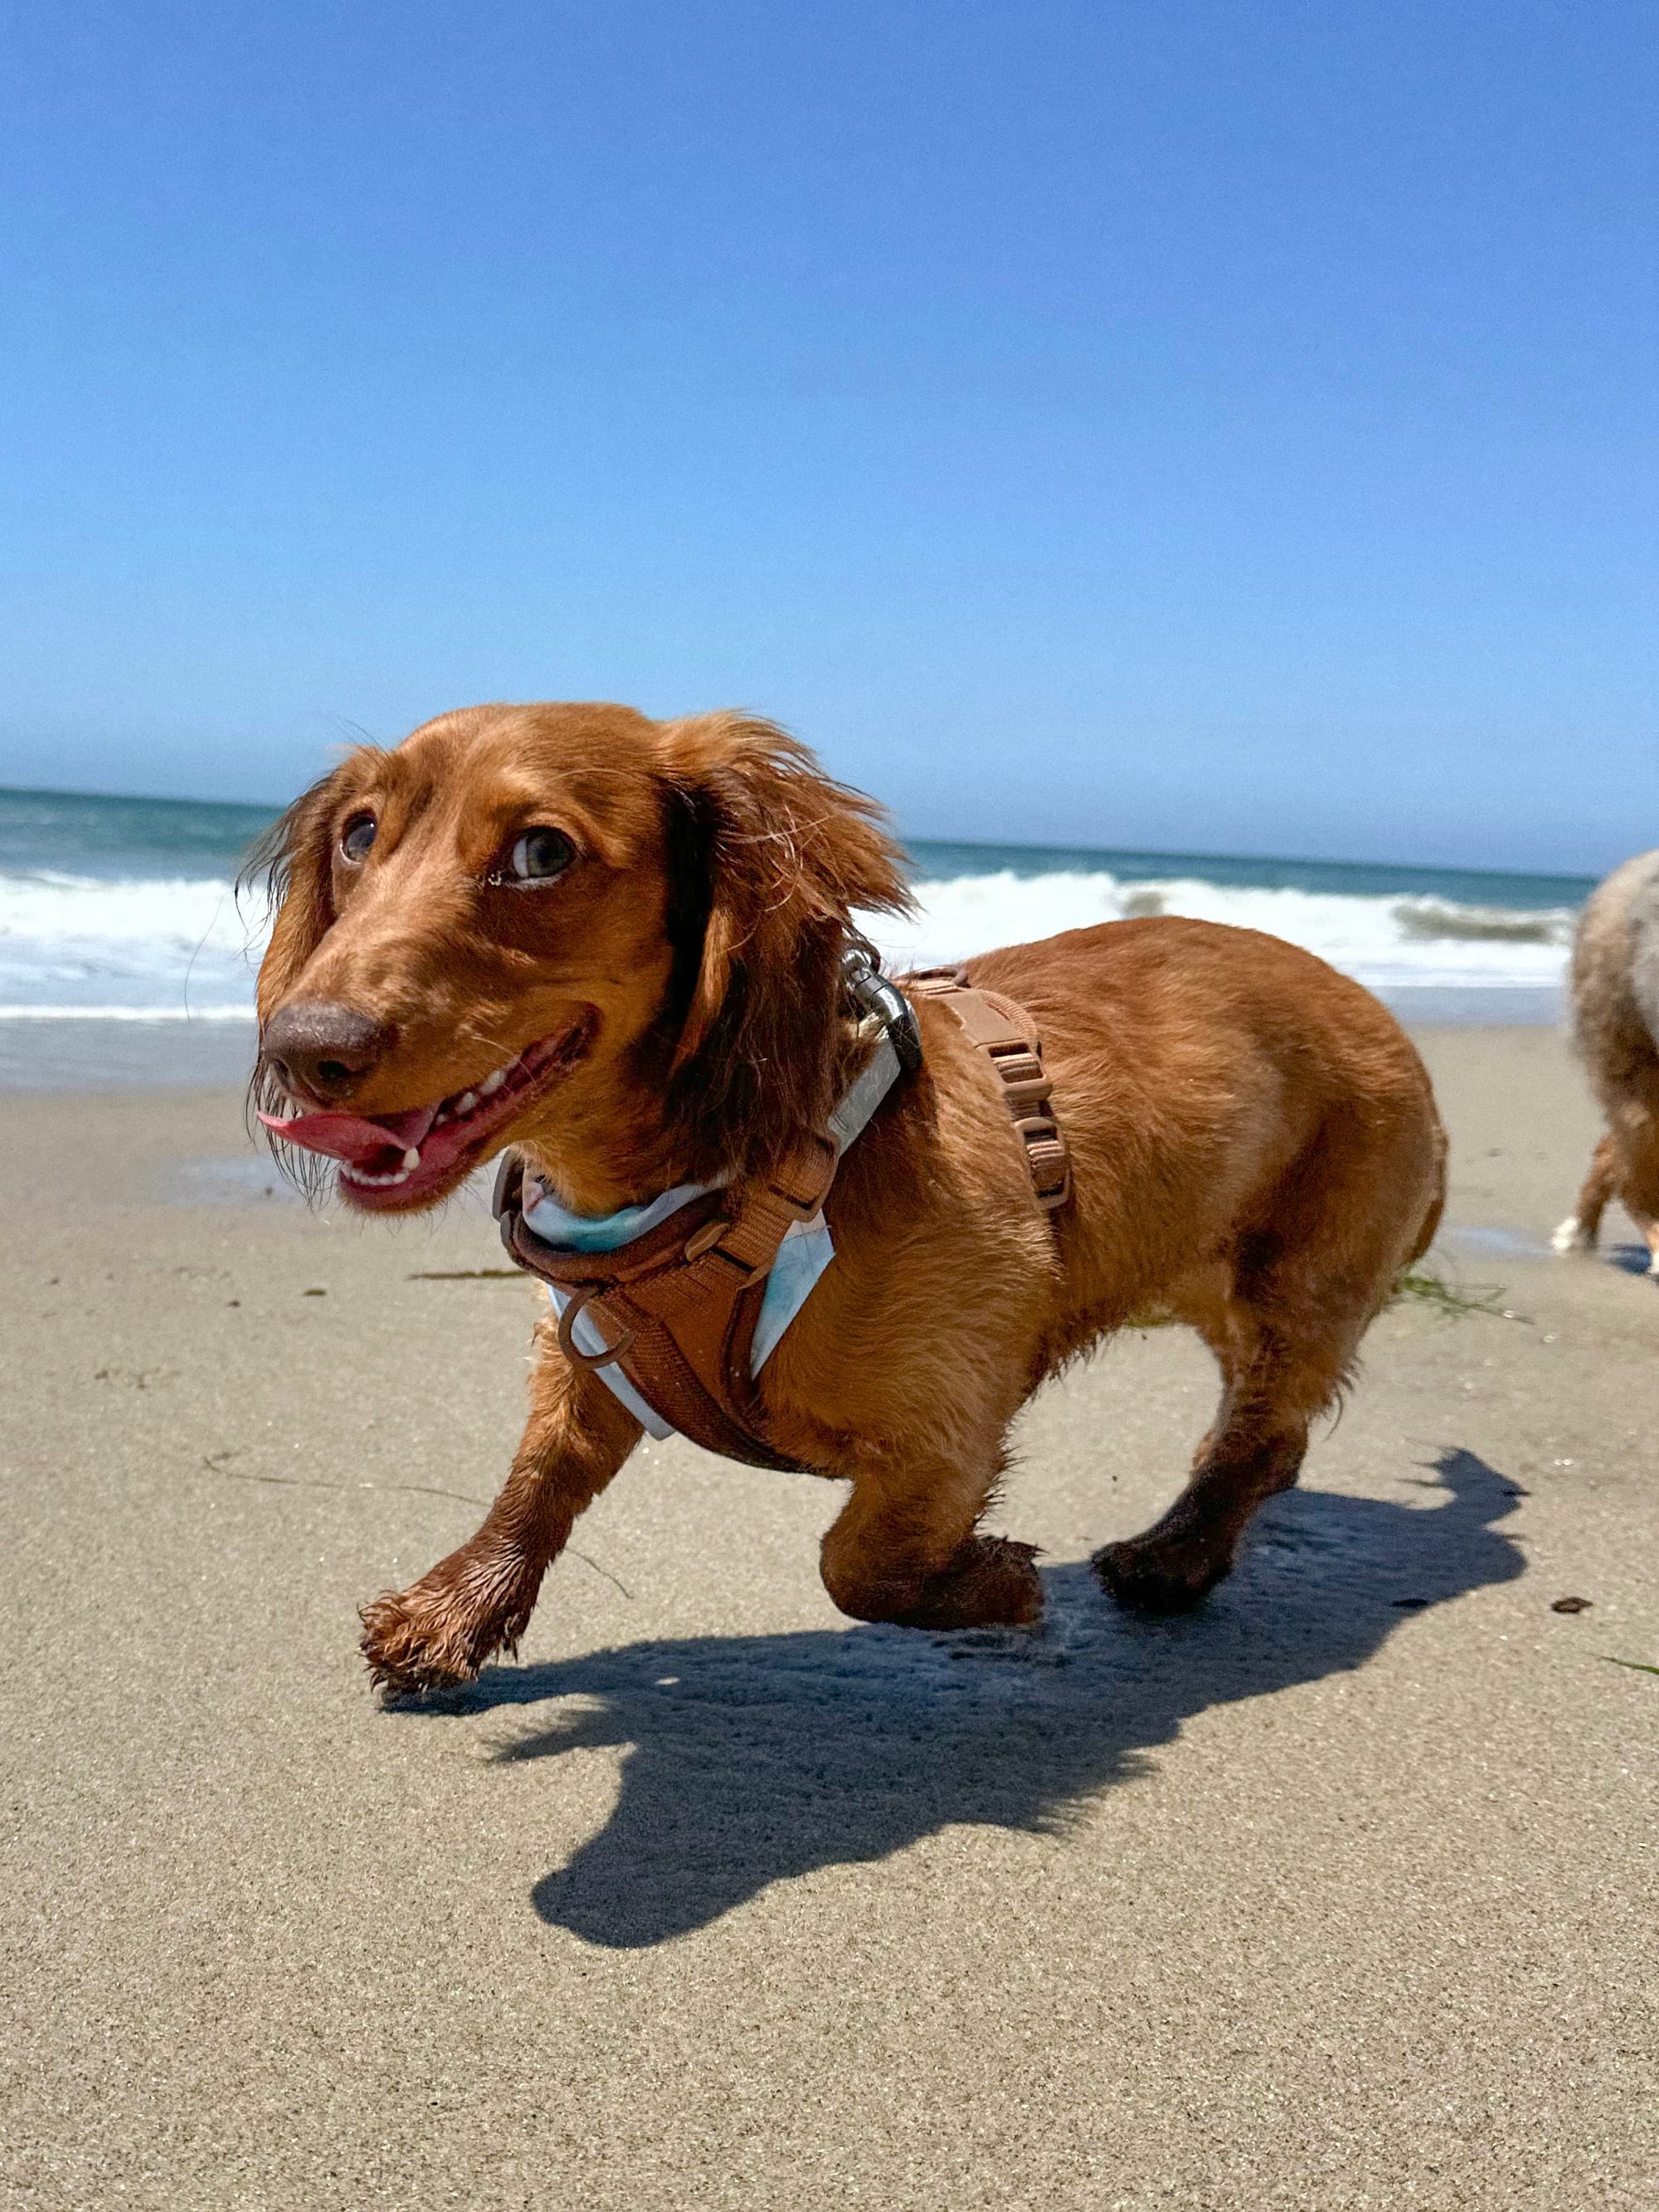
xmin=1 ymin=2 xmax=1652 ymax=870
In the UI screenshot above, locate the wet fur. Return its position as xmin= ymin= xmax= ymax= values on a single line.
xmin=251 ymin=702 xmax=1447 ymax=1694
xmin=1556 ymin=848 xmax=1659 ymax=1273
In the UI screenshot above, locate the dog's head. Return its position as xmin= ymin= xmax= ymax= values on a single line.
xmin=249 ymin=702 xmax=912 ymax=1212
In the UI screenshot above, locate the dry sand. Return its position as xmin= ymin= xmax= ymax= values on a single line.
xmin=2 ymin=1024 xmax=1655 ymax=2210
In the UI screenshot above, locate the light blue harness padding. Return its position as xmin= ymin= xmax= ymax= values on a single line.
xmin=520 ymin=1033 xmax=904 ymax=1441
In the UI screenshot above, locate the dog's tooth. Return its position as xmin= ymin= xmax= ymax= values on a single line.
xmin=455 ymin=1091 xmax=479 ymax=1116
xmin=479 ymin=1067 xmax=506 ymax=1095
xmin=402 ymin=1149 xmax=421 ymax=1171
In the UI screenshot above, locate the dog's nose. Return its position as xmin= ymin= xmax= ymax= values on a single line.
xmin=261 ymin=1001 xmax=391 ymax=1106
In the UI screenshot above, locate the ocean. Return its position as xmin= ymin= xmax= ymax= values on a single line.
xmin=0 ymin=785 xmax=1590 ymax=1086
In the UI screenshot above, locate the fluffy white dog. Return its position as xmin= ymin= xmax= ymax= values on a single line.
xmin=1555 ymin=848 xmax=1659 ymax=1275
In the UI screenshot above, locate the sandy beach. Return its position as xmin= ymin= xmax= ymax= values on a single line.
xmin=2 ymin=1022 xmax=1655 ymax=2210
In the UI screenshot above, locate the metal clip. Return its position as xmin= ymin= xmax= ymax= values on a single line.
xmin=843 ymin=937 xmax=922 ymax=1071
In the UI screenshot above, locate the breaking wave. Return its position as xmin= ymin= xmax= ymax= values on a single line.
xmin=866 ymin=872 xmax=1575 ymax=992
xmin=0 ymin=860 xmax=1577 ymax=1018
xmin=0 ymin=870 xmax=264 ymax=1017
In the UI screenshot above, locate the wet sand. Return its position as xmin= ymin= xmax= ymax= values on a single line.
xmin=2 ymin=1025 xmax=1655 ymax=2209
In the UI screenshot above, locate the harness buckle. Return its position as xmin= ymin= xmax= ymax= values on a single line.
xmin=994 ymin=1072 xmax=1053 ymax=1116
xmin=1013 ymin=1116 xmax=1072 ymax=1209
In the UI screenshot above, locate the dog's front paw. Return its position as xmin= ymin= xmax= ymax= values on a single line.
xmin=1092 ymin=1529 xmax=1233 ymax=1614
xmin=893 ymin=1535 xmax=1044 ymax=1631
xmin=359 ymin=1569 xmax=533 ymax=1699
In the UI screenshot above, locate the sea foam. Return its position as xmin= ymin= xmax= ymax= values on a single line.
xmin=0 ymin=871 xmax=263 ymax=1016
xmin=0 ymin=863 xmax=1574 ymax=1019
xmin=867 ymin=871 xmax=1574 ymax=993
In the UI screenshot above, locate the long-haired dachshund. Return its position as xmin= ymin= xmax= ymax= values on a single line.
xmin=1554 ymin=847 xmax=1659 ymax=1275
xmin=251 ymin=702 xmax=1446 ymax=1695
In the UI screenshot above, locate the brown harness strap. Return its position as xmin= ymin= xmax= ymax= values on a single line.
xmin=907 ymin=968 xmax=1073 ymax=1210
xmin=494 ymin=1139 xmax=835 ymax=1471
xmin=494 ymin=971 xmax=1071 ymax=1466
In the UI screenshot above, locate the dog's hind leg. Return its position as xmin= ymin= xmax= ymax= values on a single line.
xmin=1092 ymin=1318 xmax=1328 ymax=1613
xmin=359 ymin=1346 xmax=640 ymax=1696
xmin=1609 ymin=1109 xmax=1659 ymax=1275
xmin=1096 ymin=1095 xmax=1438 ymax=1614
xmin=819 ymin=1437 xmax=1043 ymax=1631
xmin=1612 ymin=1174 xmax=1659 ymax=1276
xmin=1554 ymin=1131 xmax=1619 ymax=1255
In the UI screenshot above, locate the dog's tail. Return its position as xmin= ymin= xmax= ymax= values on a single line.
xmin=1406 ymin=1110 xmax=1449 ymax=1269
xmin=1407 ymin=1101 xmax=1451 ymax=1274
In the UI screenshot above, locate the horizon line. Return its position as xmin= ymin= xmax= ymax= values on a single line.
xmin=0 ymin=780 xmax=1603 ymax=889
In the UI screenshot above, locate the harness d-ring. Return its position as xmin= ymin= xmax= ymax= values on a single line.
xmin=556 ymin=1285 xmax=635 ymax=1372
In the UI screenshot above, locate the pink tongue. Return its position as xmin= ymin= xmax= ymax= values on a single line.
xmin=259 ymin=1102 xmax=439 ymax=1167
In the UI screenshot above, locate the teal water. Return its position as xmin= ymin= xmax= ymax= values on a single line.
xmin=0 ymin=785 xmax=1602 ymax=908
xmin=907 ymin=837 xmax=1597 ymax=911
xmin=0 ymin=785 xmax=279 ymax=882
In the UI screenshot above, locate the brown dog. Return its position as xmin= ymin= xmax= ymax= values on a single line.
xmin=1554 ymin=848 xmax=1659 ymax=1275
xmin=251 ymin=702 xmax=1446 ymax=1695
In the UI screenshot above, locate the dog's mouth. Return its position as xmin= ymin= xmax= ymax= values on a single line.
xmin=258 ymin=1024 xmax=588 ymax=1212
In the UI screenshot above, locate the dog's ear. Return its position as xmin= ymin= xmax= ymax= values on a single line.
xmin=241 ymin=766 xmax=357 ymax=1179
xmin=657 ymin=713 xmax=913 ymax=1178
xmin=242 ymin=766 xmax=350 ymax=1021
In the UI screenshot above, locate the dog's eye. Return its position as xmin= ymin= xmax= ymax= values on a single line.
xmin=340 ymin=814 xmax=377 ymax=864
xmin=504 ymin=828 xmax=574 ymax=883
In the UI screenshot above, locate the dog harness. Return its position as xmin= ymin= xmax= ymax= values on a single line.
xmin=494 ymin=960 xmax=1071 ymax=1471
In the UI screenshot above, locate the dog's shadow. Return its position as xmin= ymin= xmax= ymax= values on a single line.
xmin=397 ymin=1449 xmax=1524 ymax=1947
xmin=1606 ymin=1242 xmax=1657 ymax=1279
